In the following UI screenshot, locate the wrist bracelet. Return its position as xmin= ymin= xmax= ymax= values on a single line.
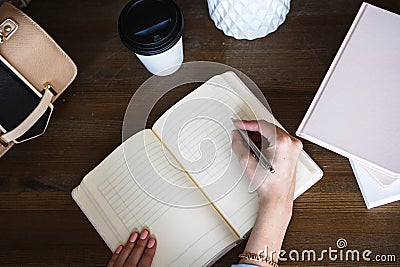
xmin=238 ymin=252 xmax=279 ymax=267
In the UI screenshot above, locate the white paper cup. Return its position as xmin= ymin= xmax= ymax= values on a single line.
xmin=135 ymin=36 xmax=183 ymax=76
xmin=119 ymin=0 xmax=184 ymax=76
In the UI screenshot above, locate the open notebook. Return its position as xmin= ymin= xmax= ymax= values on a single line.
xmin=72 ymin=71 xmax=323 ymax=266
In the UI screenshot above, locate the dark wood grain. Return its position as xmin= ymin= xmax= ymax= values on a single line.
xmin=1 ymin=0 xmax=399 ymax=266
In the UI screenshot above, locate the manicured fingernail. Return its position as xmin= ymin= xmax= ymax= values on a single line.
xmin=129 ymin=232 xmax=138 ymax=243
xmin=140 ymin=229 xmax=149 ymax=240
xmin=147 ymin=238 xmax=156 ymax=248
xmin=115 ymin=245 xmax=123 ymax=255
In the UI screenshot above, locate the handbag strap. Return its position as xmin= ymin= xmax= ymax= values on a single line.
xmin=1 ymin=87 xmax=53 ymax=143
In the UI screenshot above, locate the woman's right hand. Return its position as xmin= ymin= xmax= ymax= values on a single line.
xmin=232 ymin=120 xmax=303 ymax=265
xmin=232 ymin=119 xmax=303 ymax=210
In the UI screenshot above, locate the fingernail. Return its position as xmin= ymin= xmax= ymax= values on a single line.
xmin=129 ymin=232 xmax=138 ymax=243
xmin=115 ymin=245 xmax=123 ymax=255
xmin=147 ymin=238 xmax=156 ymax=248
xmin=140 ymin=229 xmax=149 ymax=240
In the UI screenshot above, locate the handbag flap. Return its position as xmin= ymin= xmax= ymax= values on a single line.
xmin=0 ymin=2 xmax=77 ymax=101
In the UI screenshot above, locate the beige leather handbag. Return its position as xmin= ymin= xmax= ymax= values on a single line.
xmin=0 ymin=3 xmax=77 ymax=157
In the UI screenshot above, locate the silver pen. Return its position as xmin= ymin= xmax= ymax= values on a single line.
xmin=232 ymin=119 xmax=275 ymax=173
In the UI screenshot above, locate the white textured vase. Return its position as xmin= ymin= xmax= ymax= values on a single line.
xmin=207 ymin=0 xmax=291 ymax=40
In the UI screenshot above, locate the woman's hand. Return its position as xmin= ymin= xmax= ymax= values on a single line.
xmin=232 ymin=120 xmax=303 ymax=265
xmin=107 ymin=229 xmax=156 ymax=267
xmin=232 ymin=119 xmax=302 ymax=210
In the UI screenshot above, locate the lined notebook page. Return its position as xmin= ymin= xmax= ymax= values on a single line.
xmin=152 ymin=75 xmax=261 ymax=237
xmin=72 ymin=129 xmax=237 ymax=266
xmin=153 ymin=72 xmax=323 ymax=237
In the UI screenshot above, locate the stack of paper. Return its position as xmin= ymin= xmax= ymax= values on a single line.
xmin=296 ymin=3 xmax=400 ymax=209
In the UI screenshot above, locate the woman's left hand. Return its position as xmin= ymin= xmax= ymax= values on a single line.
xmin=107 ymin=229 xmax=156 ymax=267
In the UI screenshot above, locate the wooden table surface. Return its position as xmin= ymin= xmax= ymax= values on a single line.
xmin=1 ymin=0 xmax=399 ymax=266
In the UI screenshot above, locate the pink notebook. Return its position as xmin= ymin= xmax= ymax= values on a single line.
xmin=297 ymin=3 xmax=400 ymax=179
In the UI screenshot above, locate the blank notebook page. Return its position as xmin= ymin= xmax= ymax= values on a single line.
xmin=298 ymin=3 xmax=400 ymax=175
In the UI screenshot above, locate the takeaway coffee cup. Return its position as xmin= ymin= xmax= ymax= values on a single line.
xmin=119 ymin=0 xmax=184 ymax=76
